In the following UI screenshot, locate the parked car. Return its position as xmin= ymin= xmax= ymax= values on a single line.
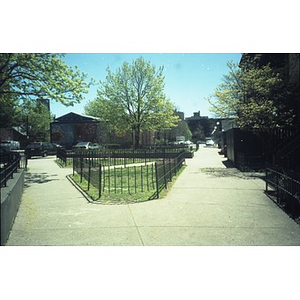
xmin=205 ymin=139 xmax=214 ymax=146
xmin=0 ymin=140 xmax=20 ymax=151
xmin=72 ymin=142 xmax=92 ymax=150
xmin=25 ymin=142 xmax=58 ymax=158
xmin=1 ymin=147 xmax=21 ymax=165
xmin=52 ymin=143 xmax=64 ymax=149
xmin=197 ymin=140 xmax=206 ymax=145
xmin=89 ymin=143 xmax=100 ymax=150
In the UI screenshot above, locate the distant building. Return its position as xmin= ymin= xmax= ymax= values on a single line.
xmin=175 ymin=111 xmax=185 ymax=121
xmin=50 ymin=112 xmax=101 ymax=149
xmin=185 ymin=110 xmax=226 ymax=142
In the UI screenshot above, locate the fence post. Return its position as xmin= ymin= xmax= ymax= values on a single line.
xmin=134 ymin=166 xmax=137 ymax=193
xmin=163 ymin=159 xmax=167 ymax=189
xmin=155 ymin=162 xmax=159 ymax=199
xmin=169 ymin=158 xmax=172 ymax=182
xmin=80 ymin=156 xmax=83 ymax=183
xmin=127 ymin=167 xmax=130 ymax=194
xmin=99 ymin=164 xmax=102 ymax=198
xmin=87 ymin=158 xmax=91 ymax=190
xmin=108 ymin=166 xmax=110 ymax=193
xmin=114 ymin=166 xmax=117 ymax=194
xmin=276 ymin=168 xmax=279 ymax=203
xmin=121 ymin=166 xmax=123 ymax=194
xmin=265 ymin=167 xmax=268 ymax=192
xmin=146 ymin=164 xmax=149 ymax=191
xmin=141 ymin=165 xmax=143 ymax=192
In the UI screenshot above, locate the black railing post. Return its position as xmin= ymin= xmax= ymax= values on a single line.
xmin=127 ymin=166 xmax=130 ymax=194
xmin=88 ymin=158 xmax=91 ymax=190
xmin=276 ymin=167 xmax=280 ymax=204
xmin=99 ymin=164 xmax=102 ymax=198
xmin=155 ymin=162 xmax=159 ymax=199
xmin=163 ymin=159 xmax=167 ymax=189
xmin=265 ymin=167 xmax=268 ymax=192
xmin=80 ymin=156 xmax=83 ymax=183
xmin=141 ymin=165 xmax=143 ymax=192
xmin=134 ymin=166 xmax=137 ymax=193
xmin=121 ymin=166 xmax=123 ymax=194
xmin=114 ymin=166 xmax=117 ymax=194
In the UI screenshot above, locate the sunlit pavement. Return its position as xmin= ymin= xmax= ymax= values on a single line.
xmin=6 ymin=149 xmax=300 ymax=246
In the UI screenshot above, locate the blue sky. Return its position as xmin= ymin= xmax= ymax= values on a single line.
xmin=51 ymin=53 xmax=242 ymax=119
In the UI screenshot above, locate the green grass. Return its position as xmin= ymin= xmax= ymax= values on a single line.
xmin=55 ymin=158 xmax=73 ymax=168
xmin=70 ymin=172 xmax=156 ymax=204
xmin=158 ymin=165 xmax=186 ymax=199
xmin=70 ymin=164 xmax=186 ymax=204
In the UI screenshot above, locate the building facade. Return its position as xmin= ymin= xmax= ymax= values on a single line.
xmin=50 ymin=112 xmax=101 ymax=149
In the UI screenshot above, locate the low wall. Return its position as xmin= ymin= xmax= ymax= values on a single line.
xmin=1 ymin=169 xmax=24 ymax=245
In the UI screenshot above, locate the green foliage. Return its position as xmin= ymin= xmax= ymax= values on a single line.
xmin=209 ymin=60 xmax=294 ymax=131
xmin=0 ymin=83 xmax=18 ymax=127
xmin=85 ymin=57 xmax=179 ymax=147
xmin=18 ymin=100 xmax=52 ymax=141
xmin=0 ymin=53 xmax=92 ymax=107
xmin=208 ymin=61 xmax=243 ymax=119
xmin=192 ymin=124 xmax=205 ymax=141
xmin=169 ymin=120 xmax=192 ymax=141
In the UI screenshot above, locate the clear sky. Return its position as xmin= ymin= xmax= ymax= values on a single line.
xmin=50 ymin=53 xmax=242 ymax=119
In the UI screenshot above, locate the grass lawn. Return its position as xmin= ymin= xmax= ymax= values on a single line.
xmin=70 ymin=165 xmax=186 ymax=204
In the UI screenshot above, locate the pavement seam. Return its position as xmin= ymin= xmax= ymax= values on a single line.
xmin=127 ymin=205 xmax=145 ymax=246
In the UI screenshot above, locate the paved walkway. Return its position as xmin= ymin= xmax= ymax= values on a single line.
xmin=6 ymin=147 xmax=300 ymax=246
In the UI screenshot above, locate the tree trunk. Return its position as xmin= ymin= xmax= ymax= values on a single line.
xmin=134 ymin=126 xmax=140 ymax=149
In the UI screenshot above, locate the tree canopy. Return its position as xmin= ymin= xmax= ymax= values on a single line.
xmin=0 ymin=53 xmax=93 ymax=128
xmin=85 ymin=57 xmax=179 ymax=148
xmin=169 ymin=120 xmax=192 ymax=142
xmin=209 ymin=60 xmax=294 ymax=131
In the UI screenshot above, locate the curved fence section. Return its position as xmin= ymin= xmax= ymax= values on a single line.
xmin=71 ymin=150 xmax=187 ymax=201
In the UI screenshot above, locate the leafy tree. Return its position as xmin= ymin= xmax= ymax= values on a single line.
xmin=0 ymin=53 xmax=92 ymax=128
xmin=169 ymin=120 xmax=192 ymax=141
xmin=85 ymin=57 xmax=179 ymax=148
xmin=208 ymin=61 xmax=242 ymax=119
xmin=208 ymin=60 xmax=294 ymax=131
xmin=0 ymin=82 xmax=18 ymax=127
xmin=192 ymin=123 xmax=205 ymax=141
xmin=16 ymin=100 xmax=52 ymax=141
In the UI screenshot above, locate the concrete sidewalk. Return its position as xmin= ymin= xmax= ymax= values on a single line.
xmin=6 ymin=148 xmax=300 ymax=246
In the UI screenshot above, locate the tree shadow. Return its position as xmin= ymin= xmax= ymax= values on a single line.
xmin=24 ymin=172 xmax=59 ymax=187
xmin=201 ymin=159 xmax=264 ymax=180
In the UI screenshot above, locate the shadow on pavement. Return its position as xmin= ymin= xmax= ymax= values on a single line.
xmin=201 ymin=159 xmax=265 ymax=180
xmin=24 ymin=172 xmax=59 ymax=187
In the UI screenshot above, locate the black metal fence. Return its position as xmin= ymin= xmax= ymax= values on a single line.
xmin=72 ymin=151 xmax=186 ymax=200
xmin=236 ymin=153 xmax=264 ymax=171
xmin=0 ymin=152 xmax=27 ymax=188
xmin=265 ymin=166 xmax=300 ymax=219
xmin=57 ymin=147 xmax=192 ymax=167
xmin=150 ymin=152 xmax=186 ymax=200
